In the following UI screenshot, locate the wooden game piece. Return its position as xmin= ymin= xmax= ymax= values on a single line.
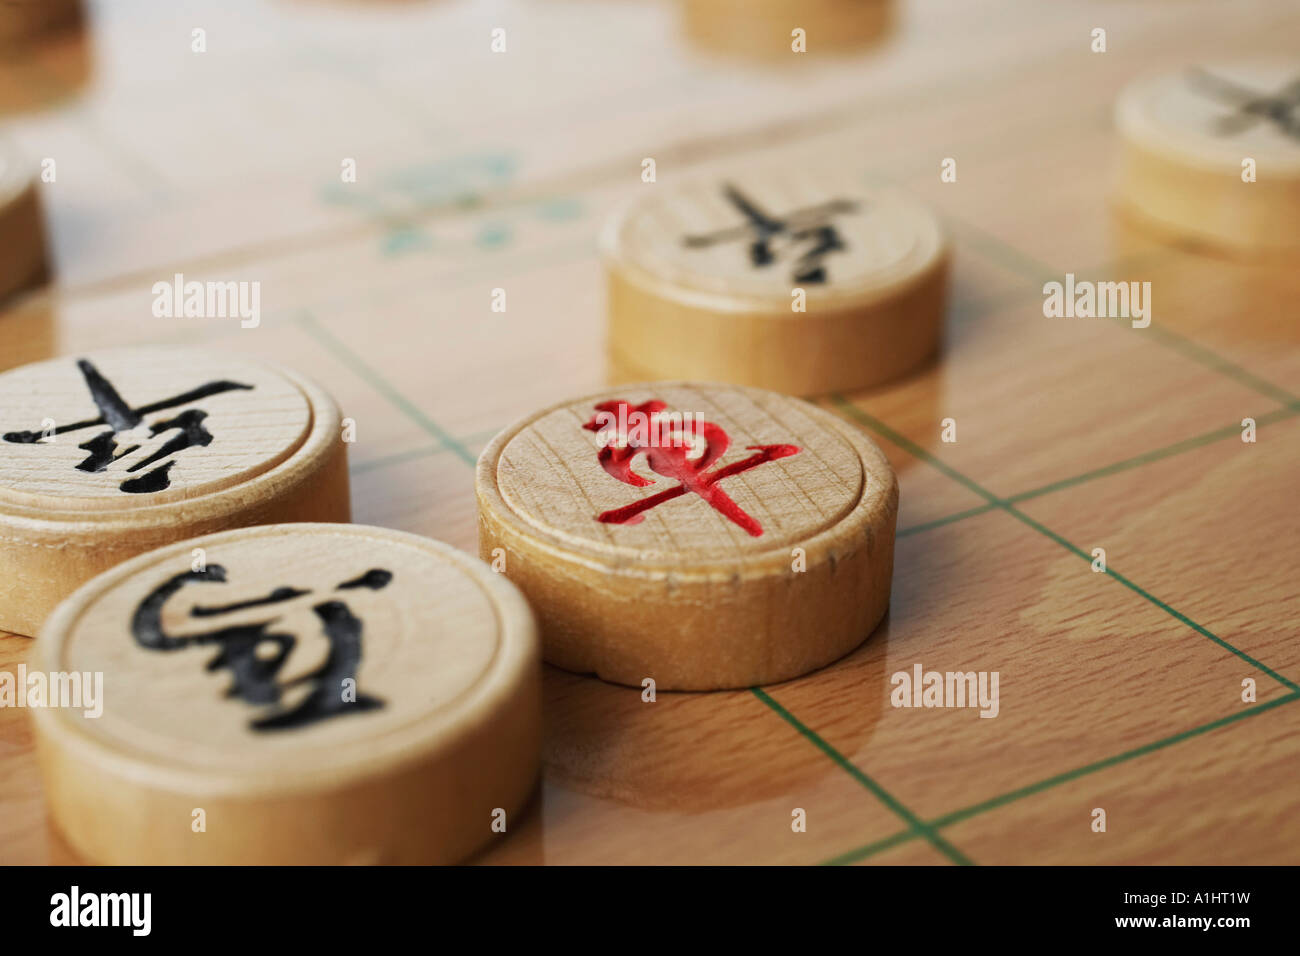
xmin=601 ymin=169 xmax=949 ymax=395
xmin=0 ymin=0 xmax=82 ymax=43
xmin=31 ymin=522 xmax=541 ymax=865
xmin=0 ymin=136 xmax=48 ymax=303
xmin=477 ymin=382 xmax=898 ymax=690
xmin=0 ymin=346 xmax=351 ymax=637
xmin=682 ymin=0 xmax=892 ymax=59
xmin=1116 ymin=63 xmax=1300 ymax=253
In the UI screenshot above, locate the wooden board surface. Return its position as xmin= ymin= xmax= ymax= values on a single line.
xmin=1 ymin=0 xmax=1298 ymax=865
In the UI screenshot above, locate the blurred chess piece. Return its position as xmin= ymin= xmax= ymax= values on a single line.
xmin=0 ymin=0 xmax=91 ymax=116
xmin=0 ymin=0 xmax=82 ymax=42
xmin=0 ymin=137 xmax=48 ymax=300
xmin=0 ymin=1 xmax=82 ymax=363
xmin=682 ymin=0 xmax=893 ymax=60
xmin=1115 ymin=63 xmax=1300 ymax=255
xmin=0 ymin=136 xmax=53 ymax=369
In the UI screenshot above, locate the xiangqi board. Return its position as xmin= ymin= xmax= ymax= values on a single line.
xmin=477 ymin=382 xmax=898 ymax=690
xmin=0 ymin=347 xmax=349 ymax=636
xmin=1 ymin=0 xmax=1298 ymax=869
xmin=31 ymin=523 xmax=541 ymax=865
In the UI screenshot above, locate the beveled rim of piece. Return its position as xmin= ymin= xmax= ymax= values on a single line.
xmin=0 ymin=347 xmax=334 ymax=527
xmin=1116 ymin=63 xmax=1300 ymax=174
xmin=598 ymin=181 xmax=948 ymax=313
xmin=31 ymin=523 xmax=539 ymax=796
xmin=477 ymin=381 xmax=896 ymax=579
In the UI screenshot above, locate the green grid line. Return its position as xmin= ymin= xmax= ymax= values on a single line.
xmin=832 ymin=396 xmax=1298 ymax=692
xmin=350 ymin=402 xmax=1300 ymax=509
xmin=22 ymin=21 xmax=1292 ymax=868
xmin=1006 ymin=506 xmax=1299 ymax=692
xmin=820 ymin=86 xmax=1300 ymax=868
xmin=350 ymin=443 xmax=444 ymax=475
xmin=823 ymin=691 xmax=1300 ymax=865
xmin=1000 ymin=405 xmax=1300 ymax=505
xmin=898 ymin=503 xmax=999 ymax=538
xmin=1141 ymin=323 xmax=1300 ymax=408
xmin=752 ymin=688 xmax=973 ymax=866
xmin=819 ymin=828 xmax=917 ymax=867
xmin=349 ymin=427 xmax=502 ymax=476
xmin=343 ymin=384 xmax=1297 ymax=550
xmin=893 ymin=405 xmax=1300 ymax=534
xmin=297 ymin=310 xmax=478 ymax=466
xmin=301 ymin=285 xmax=1300 ymax=861
xmin=930 ymin=200 xmax=1300 ymax=410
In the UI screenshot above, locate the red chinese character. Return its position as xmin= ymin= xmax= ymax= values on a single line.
xmin=582 ymin=400 xmax=800 ymax=537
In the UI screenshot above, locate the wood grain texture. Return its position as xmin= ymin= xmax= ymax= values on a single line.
xmin=1116 ymin=62 xmax=1300 ymax=252
xmin=604 ymin=173 xmax=949 ymax=394
xmin=478 ymin=382 xmax=897 ymax=689
xmin=31 ymin=523 xmax=541 ymax=865
xmin=0 ymin=347 xmax=351 ymax=636
xmin=2 ymin=0 xmax=1299 ymax=865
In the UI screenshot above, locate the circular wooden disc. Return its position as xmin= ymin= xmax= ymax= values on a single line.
xmin=477 ymin=382 xmax=898 ymax=690
xmin=1116 ymin=63 xmax=1300 ymax=252
xmin=0 ymin=137 xmax=48 ymax=302
xmin=0 ymin=348 xmax=311 ymax=508
xmin=602 ymin=169 xmax=948 ymax=394
xmin=0 ymin=346 xmax=350 ymax=637
xmin=32 ymin=523 xmax=540 ymax=865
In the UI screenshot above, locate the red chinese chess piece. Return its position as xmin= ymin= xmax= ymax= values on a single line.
xmin=582 ymin=399 xmax=800 ymax=536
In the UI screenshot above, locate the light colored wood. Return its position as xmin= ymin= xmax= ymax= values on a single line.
xmin=0 ymin=136 xmax=46 ymax=305
xmin=477 ymin=382 xmax=897 ymax=690
xmin=2 ymin=0 xmax=1299 ymax=866
xmin=30 ymin=522 xmax=541 ymax=865
xmin=681 ymin=0 xmax=893 ymax=59
xmin=1116 ymin=63 xmax=1300 ymax=253
xmin=0 ymin=347 xmax=351 ymax=637
xmin=603 ymin=171 xmax=949 ymax=395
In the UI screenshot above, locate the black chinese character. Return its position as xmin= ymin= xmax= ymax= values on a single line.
xmin=130 ymin=566 xmax=391 ymax=732
xmin=1187 ymin=68 xmax=1300 ymax=141
xmin=683 ymin=184 xmax=860 ymax=284
xmin=2 ymin=359 xmax=252 ymax=494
